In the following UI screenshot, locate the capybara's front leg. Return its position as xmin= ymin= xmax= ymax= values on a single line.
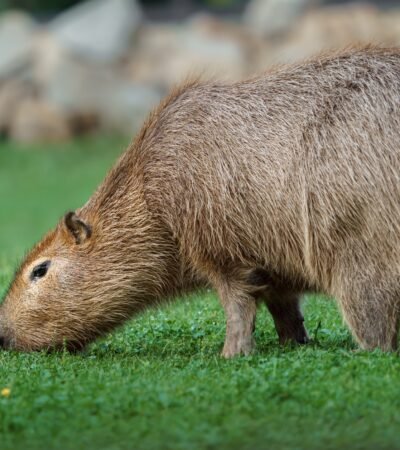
xmin=215 ymin=279 xmax=257 ymax=358
xmin=265 ymin=291 xmax=309 ymax=345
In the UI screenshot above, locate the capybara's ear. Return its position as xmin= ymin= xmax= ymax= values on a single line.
xmin=64 ymin=212 xmax=92 ymax=245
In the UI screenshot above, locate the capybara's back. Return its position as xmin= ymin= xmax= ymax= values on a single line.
xmin=1 ymin=47 xmax=400 ymax=356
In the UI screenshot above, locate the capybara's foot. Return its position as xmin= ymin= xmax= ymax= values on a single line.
xmin=276 ymin=318 xmax=309 ymax=345
xmin=221 ymin=335 xmax=255 ymax=358
xmin=264 ymin=291 xmax=309 ymax=346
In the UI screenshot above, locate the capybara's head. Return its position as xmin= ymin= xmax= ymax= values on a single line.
xmin=0 ymin=206 xmax=167 ymax=352
xmin=0 ymin=212 xmax=105 ymax=351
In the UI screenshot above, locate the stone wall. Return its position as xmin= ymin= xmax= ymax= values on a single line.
xmin=1 ymin=0 xmax=400 ymax=142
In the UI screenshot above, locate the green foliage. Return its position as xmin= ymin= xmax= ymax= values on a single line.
xmin=1 ymin=137 xmax=400 ymax=450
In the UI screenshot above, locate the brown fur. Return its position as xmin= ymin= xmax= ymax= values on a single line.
xmin=1 ymin=46 xmax=400 ymax=355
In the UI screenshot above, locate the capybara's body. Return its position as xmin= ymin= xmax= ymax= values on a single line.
xmin=1 ymin=46 xmax=400 ymax=355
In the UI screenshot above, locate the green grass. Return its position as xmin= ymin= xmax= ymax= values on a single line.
xmin=1 ymin=137 xmax=400 ymax=450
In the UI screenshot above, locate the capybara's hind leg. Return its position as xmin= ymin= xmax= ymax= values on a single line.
xmin=214 ymin=278 xmax=257 ymax=358
xmin=338 ymin=283 xmax=399 ymax=351
xmin=265 ymin=291 xmax=309 ymax=345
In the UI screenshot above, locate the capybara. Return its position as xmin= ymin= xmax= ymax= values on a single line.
xmin=1 ymin=46 xmax=400 ymax=356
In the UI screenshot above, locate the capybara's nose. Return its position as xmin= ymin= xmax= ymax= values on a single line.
xmin=0 ymin=336 xmax=4 ymax=349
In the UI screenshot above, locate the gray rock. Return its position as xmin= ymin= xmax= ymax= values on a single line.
xmin=10 ymin=98 xmax=71 ymax=143
xmin=0 ymin=11 xmax=36 ymax=80
xmin=35 ymin=36 xmax=160 ymax=135
xmin=243 ymin=0 xmax=313 ymax=37
xmin=101 ymin=82 xmax=161 ymax=134
xmin=0 ymin=80 xmax=34 ymax=134
xmin=129 ymin=20 xmax=246 ymax=91
xmin=258 ymin=4 xmax=392 ymax=67
xmin=49 ymin=0 xmax=142 ymax=62
xmin=39 ymin=47 xmax=112 ymax=114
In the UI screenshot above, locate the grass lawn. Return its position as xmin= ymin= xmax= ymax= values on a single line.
xmin=1 ymin=136 xmax=400 ymax=450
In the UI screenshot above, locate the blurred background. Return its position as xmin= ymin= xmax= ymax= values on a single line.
xmin=0 ymin=0 xmax=399 ymax=143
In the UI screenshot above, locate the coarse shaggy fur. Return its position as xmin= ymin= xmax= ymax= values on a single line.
xmin=1 ymin=46 xmax=400 ymax=356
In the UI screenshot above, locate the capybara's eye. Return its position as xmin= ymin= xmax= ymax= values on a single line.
xmin=30 ymin=261 xmax=51 ymax=281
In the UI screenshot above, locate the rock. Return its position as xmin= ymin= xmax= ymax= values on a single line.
xmin=37 ymin=44 xmax=111 ymax=114
xmin=0 ymin=11 xmax=36 ymax=80
xmin=34 ymin=32 xmax=160 ymax=135
xmin=10 ymin=98 xmax=71 ymax=143
xmin=380 ymin=10 xmax=400 ymax=45
xmin=128 ymin=19 xmax=246 ymax=91
xmin=243 ymin=0 xmax=313 ymax=37
xmin=0 ymin=80 xmax=34 ymax=135
xmin=49 ymin=0 xmax=142 ymax=63
xmin=289 ymin=4 xmax=382 ymax=54
xmin=68 ymin=112 xmax=99 ymax=135
xmin=251 ymin=4 xmax=398 ymax=70
xmin=101 ymin=82 xmax=161 ymax=134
